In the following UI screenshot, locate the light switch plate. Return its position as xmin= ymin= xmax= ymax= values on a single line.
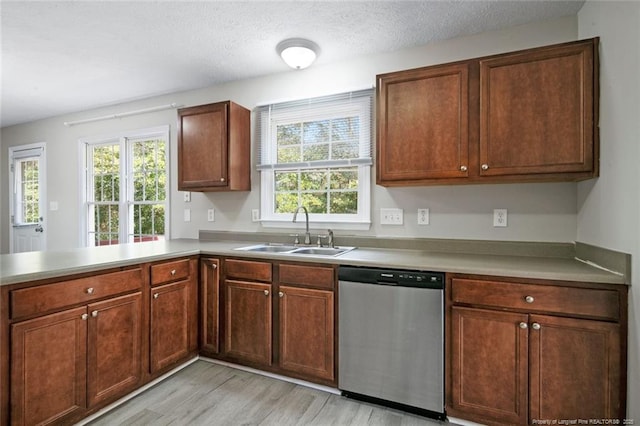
xmin=207 ymin=209 xmax=215 ymax=222
xmin=183 ymin=191 xmax=191 ymax=202
xmin=380 ymin=208 xmax=403 ymax=225
xmin=184 ymin=209 xmax=191 ymax=222
xmin=251 ymin=209 xmax=260 ymax=222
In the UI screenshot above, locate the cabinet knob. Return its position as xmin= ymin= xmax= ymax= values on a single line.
xmin=91 ymin=310 xmax=98 ymax=317
xmin=81 ymin=313 xmax=89 ymax=321
xmin=153 ymin=293 xmax=159 ymax=299
xmin=279 ymin=291 xmax=284 ymax=298
xmin=519 ymin=322 xmax=528 ymax=329
xmin=525 ymin=295 xmax=535 ymax=303
xmin=264 ymin=290 xmax=270 ymax=296
xmin=86 ymin=287 xmax=94 ymax=294
xmin=460 ymin=165 xmax=468 ymax=172
xmin=532 ymin=323 xmax=541 ymax=330
xmin=212 ymin=264 xmax=217 ymax=269
xmin=220 ymin=177 xmax=225 ymax=182
xmin=170 ymin=269 xmax=176 ymax=276
xmin=481 ymin=164 xmax=489 ymax=171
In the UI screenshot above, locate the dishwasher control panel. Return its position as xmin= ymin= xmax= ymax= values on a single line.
xmin=338 ymin=266 xmax=444 ymax=289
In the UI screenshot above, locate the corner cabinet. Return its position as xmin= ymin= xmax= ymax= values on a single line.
xmin=377 ymin=38 xmax=598 ymax=186
xmin=177 ymin=101 xmax=251 ymax=192
xmin=446 ymin=274 xmax=627 ymax=425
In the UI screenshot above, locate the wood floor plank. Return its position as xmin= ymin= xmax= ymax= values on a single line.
xmin=87 ymin=361 xmax=448 ymax=426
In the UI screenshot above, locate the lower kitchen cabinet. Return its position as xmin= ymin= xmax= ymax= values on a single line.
xmin=446 ymin=275 xmax=627 ymax=425
xmin=219 ymin=259 xmax=337 ymax=386
xmin=87 ymin=293 xmax=143 ymax=407
xmin=10 ymin=307 xmax=88 ymax=426
xmin=149 ymin=258 xmax=198 ymax=374
xmin=224 ymin=279 xmax=273 ymax=366
xmin=10 ymin=292 xmax=143 ymax=426
xmin=450 ymin=307 xmax=529 ymax=424
xmin=278 ymin=285 xmax=334 ymax=381
xmin=200 ymin=257 xmax=221 ymax=355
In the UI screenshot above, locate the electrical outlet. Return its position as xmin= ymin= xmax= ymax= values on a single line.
xmin=380 ymin=208 xmax=403 ymax=225
xmin=207 ymin=209 xmax=215 ymax=222
xmin=418 ymin=208 xmax=429 ymax=225
xmin=183 ymin=191 xmax=191 ymax=202
xmin=184 ymin=208 xmax=191 ymax=222
xmin=251 ymin=209 xmax=260 ymax=222
xmin=493 ymin=209 xmax=508 ymax=227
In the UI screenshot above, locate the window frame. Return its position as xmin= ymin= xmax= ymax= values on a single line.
xmin=258 ymin=91 xmax=372 ymax=230
xmin=79 ymin=125 xmax=170 ymax=247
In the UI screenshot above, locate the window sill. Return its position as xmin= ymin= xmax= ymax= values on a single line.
xmin=259 ymin=220 xmax=371 ymax=232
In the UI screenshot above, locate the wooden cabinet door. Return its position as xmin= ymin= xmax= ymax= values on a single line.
xmin=11 ymin=307 xmax=87 ymax=426
xmin=449 ymin=306 xmax=529 ymax=425
xmin=377 ymin=62 xmax=470 ymax=184
xmin=479 ymin=39 xmax=596 ymax=177
xmin=278 ymin=286 xmax=334 ymax=381
xmin=224 ymin=280 xmax=272 ymax=366
xmin=150 ymin=280 xmax=191 ymax=373
xmin=178 ymin=102 xmax=229 ymax=190
xmin=200 ymin=258 xmax=220 ymax=354
xmin=529 ymin=314 xmax=621 ymax=421
xmin=87 ymin=293 xmax=142 ymax=407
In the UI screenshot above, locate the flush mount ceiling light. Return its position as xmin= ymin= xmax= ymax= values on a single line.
xmin=276 ymin=38 xmax=319 ymax=70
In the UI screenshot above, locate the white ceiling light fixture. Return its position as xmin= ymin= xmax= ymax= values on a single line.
xmin=276 ymin=38 xmax=319 ymax=70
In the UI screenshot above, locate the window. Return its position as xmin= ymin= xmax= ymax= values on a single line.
xmin=257 ymin=90 xmax=373 ymax=229
xmin=81 ymin=126 xmax=169 ymax=246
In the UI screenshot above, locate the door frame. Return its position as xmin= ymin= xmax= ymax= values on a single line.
xmin=8 ymin=142 xmax=47 ymax=253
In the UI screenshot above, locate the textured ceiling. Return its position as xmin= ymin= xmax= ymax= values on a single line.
xmin=1 ymin=0 xmax=585 ymax=128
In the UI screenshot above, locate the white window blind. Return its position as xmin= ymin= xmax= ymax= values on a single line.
xmin=256 ymin=90 xmax=373 ymax=229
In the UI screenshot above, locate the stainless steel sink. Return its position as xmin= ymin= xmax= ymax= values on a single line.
xmin=289 ymin=247 xmax=354 ymax=256
xmin=234 ymin=243 xmax=355 ymax=257
xmin=234 ymin=244 xmax=298 ymax=253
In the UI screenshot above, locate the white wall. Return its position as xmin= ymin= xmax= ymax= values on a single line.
xmin=0 ymin=16 xmax=579 ymax=253
xmin=578 ymin=1 xmax=640 ymax=420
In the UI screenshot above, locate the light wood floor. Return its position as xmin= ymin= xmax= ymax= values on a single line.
xmin=86 ymin=360 xmax=449 ymax=426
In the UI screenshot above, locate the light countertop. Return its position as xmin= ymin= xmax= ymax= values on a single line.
xmin=0 ymin=238 xmax=627 ymax=287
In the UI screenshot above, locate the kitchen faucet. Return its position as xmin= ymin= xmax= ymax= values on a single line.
xmin=292 ymin=205 xmax=311 ymax=245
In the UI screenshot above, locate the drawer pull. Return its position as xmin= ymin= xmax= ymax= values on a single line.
xmin=519 ymin=322 xmax=528 ymax=329
xmin=153 ymin=293 xmax=159 ymax=299
xmin=86 ymin=287 xmax=95 ymax=295
xmin=460 ymin=165 xmax=468 ymax=172
xmin=525 ymin=295 xmax=534 ymax=303
xmin=279 ymin=291 xmax=284 ymax=298
xmin=91 ymin=310 xmax=98 ymax=317
xmin=532 ymin=323 xmax=541 ymax=330
xmin=81 ymin=313 xmax=88 ymax=321
xmin=264 ymin=290 xmax=270 ymax=296
xmin=212 ymin=264 xmax=217 ymax=269
xmin=170 ymin=269 xmax=176 ymax=276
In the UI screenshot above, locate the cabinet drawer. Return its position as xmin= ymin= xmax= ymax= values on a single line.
xmin=10 ymin=268 xmax=143 ymax=319
xmin=451 ymin=278 xmax=619 ymax=321
xmin=225 ymin=259 xmax=272 ymax=282
xmin=151 ymin=259 xmax=190 ymax=286
xmin=278 ymin=263 xmax=335 ymax=290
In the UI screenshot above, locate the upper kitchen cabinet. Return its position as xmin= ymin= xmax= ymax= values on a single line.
xmin=377 ymin=62 xmax=470 ymax=183
xmin=376 ymin=38 xmax=599 ymax=186
xmin=479 ymin=38 xmax=597 ymax=179
xmin=177 ymin=101 xmax=251 ymax=192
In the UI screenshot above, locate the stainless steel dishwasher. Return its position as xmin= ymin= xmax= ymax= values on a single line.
xmin=338 ymin=266 xmax=445 ymax=419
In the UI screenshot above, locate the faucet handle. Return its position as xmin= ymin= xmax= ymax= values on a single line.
xmin=327 ymin=229 xmax=334 ymax=248
xmin=316 ymin=234 xmax=328 ymax=247
xmin=289 ymin=234 xmax=300 ymax=245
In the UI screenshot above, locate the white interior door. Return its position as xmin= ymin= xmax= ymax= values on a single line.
xmin=9 ymin=143 xmax=47 ymax=253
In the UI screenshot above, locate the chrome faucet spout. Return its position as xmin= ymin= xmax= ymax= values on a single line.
xmin=292 ymin=206 xmax=311 ymax=245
